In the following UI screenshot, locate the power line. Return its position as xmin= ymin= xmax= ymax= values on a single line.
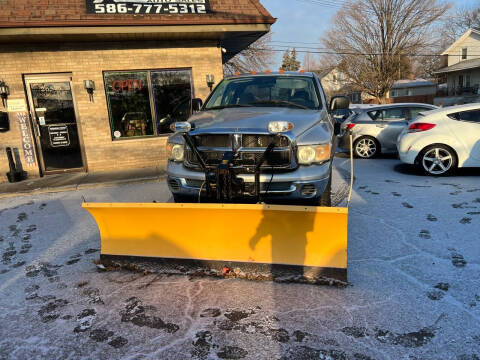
xmin=251 ymin=47 xmax=460 ymax=57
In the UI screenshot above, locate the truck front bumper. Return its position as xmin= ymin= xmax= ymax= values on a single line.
xmin=167 ymin=161 xmax=331 ymax=201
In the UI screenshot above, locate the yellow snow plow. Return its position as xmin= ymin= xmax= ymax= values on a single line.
xmin=83 ymin=202 xmax=349 ymax=283
xmin=84 ymin=127 xmax=354 ymax=285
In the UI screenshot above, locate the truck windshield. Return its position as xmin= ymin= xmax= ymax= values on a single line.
xmin=204 ymin=76 xmax=321 ymax=110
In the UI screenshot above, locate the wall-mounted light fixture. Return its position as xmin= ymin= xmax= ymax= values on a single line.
xmin=84 ymin=80 xmax=96 ymax=103
xmin=206 ymin=74 xmax=215 ymax=92
xmin=0 ymin=80 xmax=10 ymax=108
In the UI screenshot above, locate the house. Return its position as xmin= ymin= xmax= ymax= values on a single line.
xmin=0 ymin=0 xmax=275 ymax=181
xmin=316 ymin=68 xmax=374 ymax=104
xmin=388 ymin=79 xmax=436 ymax=104
xmin=435 ymin=28 xmax=480 ymax=104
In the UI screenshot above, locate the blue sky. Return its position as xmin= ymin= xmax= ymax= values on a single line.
xmin=260 ymin=0 xmax=479 ymax=69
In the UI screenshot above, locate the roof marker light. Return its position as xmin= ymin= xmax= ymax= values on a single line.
xmin=300 ymin=70 xmax=305 ymax=73
xmin=251 ymin=71 xmax=257 ymax=75
xmin=234 ymin=72 xmax=239 ymax=76
xmin=265 ymin=70 xmax=271 ymax=74
xmin=279 ymin=69 xmax=285 ymax=73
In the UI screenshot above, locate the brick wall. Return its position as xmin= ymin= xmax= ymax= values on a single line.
xmin=0 ymin=41 xmax=224 ymax=182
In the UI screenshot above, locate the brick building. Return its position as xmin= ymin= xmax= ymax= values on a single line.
xmin=0 ymin=0 xmax=274 ymax=181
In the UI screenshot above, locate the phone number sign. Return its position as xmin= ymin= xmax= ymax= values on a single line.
xmin=86 ymin=0 xmax=210 ymax=14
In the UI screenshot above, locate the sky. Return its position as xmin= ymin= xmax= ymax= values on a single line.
xmin=260 ymin=0 xmax=479 ymax=69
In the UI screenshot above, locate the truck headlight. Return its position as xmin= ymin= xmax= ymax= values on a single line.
xmin=167 ymin=143 xmax=184 ymax=162
xmin=297 ymin=145 xmax=331 ymax=165
xmin=268 ymin=121 xmax=294 ymax=133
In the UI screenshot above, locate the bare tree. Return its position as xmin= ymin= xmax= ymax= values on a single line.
xmin=322 ymin=0 xmax=450 ymax=103
xmin=223 ymin=33 xmax=274 ymax=75
xmin=442 ymin=4 xmax=480 ymax=45
xmin=303 ymin=52 xmax=320 ymax=71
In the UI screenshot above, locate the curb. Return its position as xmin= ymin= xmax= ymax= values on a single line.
xmin=0 ymin=175 xmax=167 ymax=199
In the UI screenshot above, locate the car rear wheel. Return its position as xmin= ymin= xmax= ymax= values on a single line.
xmin=419 ymin=145 xmax=457 ymax=176
xmin=354 ymin=136 xmax=379 ymax=159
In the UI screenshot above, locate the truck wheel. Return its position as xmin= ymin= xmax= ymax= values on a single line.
xmin=173 ymin=194 xmax=196 ymax=203
xmin=319 ymin=177 xmax=332 ymax=207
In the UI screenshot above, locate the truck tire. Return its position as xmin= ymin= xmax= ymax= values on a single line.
xmin=319 ymin=177 xmax=332 ymax=207
xmin=173 ymin=194 xmax=196 ymax=203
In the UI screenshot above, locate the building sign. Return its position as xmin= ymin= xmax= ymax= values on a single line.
xmin=8 ymin=99 xmax=27 ymax=113
xmin=86 ymin=0 xmax=210 ymax=14
xmin=48 ymin=125 xmax=71 ymax=147
xmin=16 ymin=113 xmax=36 ymax=166
xmin=112 ymin=79 xmax=144 ymax=93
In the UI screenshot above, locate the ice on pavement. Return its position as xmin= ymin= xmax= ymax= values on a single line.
xmin=0 ymin=157 xmax=479 ymax=359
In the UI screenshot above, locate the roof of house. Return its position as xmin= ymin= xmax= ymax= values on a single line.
xmin=392 ymin=79 xmax=436 ymax=89
xmin=435 ymin=58 xmax=480 ymax=74
xmin=0 ymin=0 xmax=275 ymax=28
xmin=441 ymin=28 xmax=480 ymax=55
xmin=0 ymin=0 xmax=275 ymax=62
xmin=316 ymin=68 xmax=334 ymax=79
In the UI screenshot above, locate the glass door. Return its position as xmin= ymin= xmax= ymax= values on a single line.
xmin=25 ymin=75 xmax=84 ymax=174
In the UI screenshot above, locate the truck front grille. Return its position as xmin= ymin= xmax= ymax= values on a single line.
xmin=185 ymin=134 xmax=293 ymax=170
xmin=185 ymin=149 xmax=291 ymax=168
xmin=242 ymin=135 xmax=290 ymax=148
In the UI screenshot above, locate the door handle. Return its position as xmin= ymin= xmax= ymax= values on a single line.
xmin=376 ymin=124 xmax=386 ymax=128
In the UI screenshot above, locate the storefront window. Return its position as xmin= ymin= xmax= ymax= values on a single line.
xmin=104 ymin=71 xmax=154 ymax=139
xmin=104 ymin=69 xmax=193 ymax=140
xmin=152 ymin=70 xmax=192 ymax=135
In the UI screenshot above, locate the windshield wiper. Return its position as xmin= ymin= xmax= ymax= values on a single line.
xmin=248 ymin=100 xmax=309 ymax=110
xmin=205 ymin=104 xmax=254 ymax=110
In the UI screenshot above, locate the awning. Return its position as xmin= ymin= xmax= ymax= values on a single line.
xmin=0 ymin=24 xmax=271 ymax=62
xmin=435 ymin=58 xmax=480 ymax=74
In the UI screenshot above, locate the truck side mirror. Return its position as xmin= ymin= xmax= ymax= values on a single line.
xmin=0 ymin=112 xmax=9 ymax=132
xmin=192 ymin=98 xmax=203 ymax=112
xmin=330 ymin=96 xmax=350 ymax=112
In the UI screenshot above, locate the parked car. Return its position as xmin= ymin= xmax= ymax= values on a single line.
xmin=166 ymin=72 xmax=349 ymax=205
xmin=338 ymin=103 xmax=437 ymax=158
xmin=331 ymin=108 xmax=353 ymax=123
xmin=397 ymin=103 xmax=480 ymax=176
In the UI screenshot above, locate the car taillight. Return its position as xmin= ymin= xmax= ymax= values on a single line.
xmin=408 ymin=123 xmax=436 ymax=133
xmin=346 ymin=123 xmax=356 ymax=130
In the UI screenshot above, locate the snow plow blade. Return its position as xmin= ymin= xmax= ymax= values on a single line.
xmin=83 ymin=203 xmax=348 ymax=284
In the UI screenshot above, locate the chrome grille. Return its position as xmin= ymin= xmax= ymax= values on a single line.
xmin=242 ymin=135 xmax=290 ymax=148
xmin=194 ymin=134 xmax=230 ymax=148
xmin=185 ymin=134 xmax=292 ymax=169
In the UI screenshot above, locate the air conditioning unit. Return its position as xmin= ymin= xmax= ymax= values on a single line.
xmin=0 ymin=112 xmax=9 ymax=132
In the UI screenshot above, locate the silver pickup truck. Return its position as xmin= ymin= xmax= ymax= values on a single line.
xmin=166 ymin=72 xmax=349 ymax=205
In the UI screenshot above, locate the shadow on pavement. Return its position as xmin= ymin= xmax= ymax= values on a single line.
xmin=394 ymin=163 xmax=480 ymax=177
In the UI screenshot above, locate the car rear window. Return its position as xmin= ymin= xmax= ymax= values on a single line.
xmin=367 ymin=108 xmax=404 ymax=121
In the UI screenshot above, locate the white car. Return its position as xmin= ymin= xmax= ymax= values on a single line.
xmin=397 ymin=103 xmax=480 ymax=175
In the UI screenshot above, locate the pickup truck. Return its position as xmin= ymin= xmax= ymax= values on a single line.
xmin=166 ymin=72 xmax=349 ymax=205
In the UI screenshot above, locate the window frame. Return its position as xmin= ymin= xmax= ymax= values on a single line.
xmin=203 ymin=75 xmax=324 ymax=111
xmin=103 ymin=67 xmax=194 ymax=141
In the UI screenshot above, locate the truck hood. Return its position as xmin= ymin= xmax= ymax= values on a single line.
xmin=188 ymin=107 xmax=325 ymax=137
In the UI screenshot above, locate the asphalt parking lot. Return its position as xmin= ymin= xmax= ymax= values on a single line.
xmin=0 ymin=156 xmax=479 ymax=360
